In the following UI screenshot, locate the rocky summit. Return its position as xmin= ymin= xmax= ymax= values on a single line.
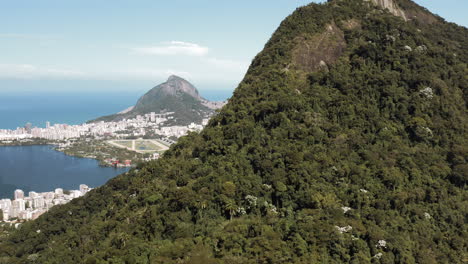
xmin=1 ymin=0 xmax=466 ymax=263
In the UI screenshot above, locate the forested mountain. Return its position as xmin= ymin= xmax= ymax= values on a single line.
xmin=1 ymin=0 xmax=467 ymax=263
xmin=92 ymin=75 xmax=224 ymax=125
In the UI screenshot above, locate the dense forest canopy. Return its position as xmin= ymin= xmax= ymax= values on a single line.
xmin=0 ymin=0 xmax=466 ymax=263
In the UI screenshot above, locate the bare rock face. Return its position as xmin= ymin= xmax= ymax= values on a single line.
xmin=356 ymin=0 xmax=439 ymax=25
xmin=160 ymin=75 xmax=204 ymax=101
xmin=365 ymin=0 xmax=407 ymax=20
xmin=292 ymin=23 xmax=346 ymax=73
xmin=342 ymin=19 xmax=362 ymax=30
xmin=162 ymin=76 xmax=226 ymax=110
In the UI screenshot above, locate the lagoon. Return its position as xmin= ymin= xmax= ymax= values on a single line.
xmin=0 ymin=145 xmax=128 ymax=199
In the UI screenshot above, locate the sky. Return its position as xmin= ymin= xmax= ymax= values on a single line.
xmin=0 ymin=0 xmax=466 ymax=96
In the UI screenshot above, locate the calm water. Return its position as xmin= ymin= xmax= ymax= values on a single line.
xmin=0 ymin=145 xmax=128 ymax=199
xmin=0 ymin=90 xmax=232 ymax=130
xmin=0 ymin=92 xmax=140 ymax=130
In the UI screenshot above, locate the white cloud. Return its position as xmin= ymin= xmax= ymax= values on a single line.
xmin=0 ymin=64 xmax=86 ymax=79
xmin=132 ymin=41 xmax=209 ymax=56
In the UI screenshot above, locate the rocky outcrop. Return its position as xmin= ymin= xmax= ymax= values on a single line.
xmin=342 ymin=19 xmax=361 ymax=30
xmin=156 ymin=75 xmax=203 ymax=101
xmin=366 ymin=0 xmax=407 ymax=20
xmin=364 ymin=0 xmax=439 ymax=24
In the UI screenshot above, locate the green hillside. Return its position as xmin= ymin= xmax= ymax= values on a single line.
xmin=1 ymin=0 xmax=466 ymax=263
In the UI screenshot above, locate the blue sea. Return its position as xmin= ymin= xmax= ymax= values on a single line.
xmin=0 ymin=89 xmax=232 ymax=130
xmin=0 ymin=92 xmax=139 ymax=129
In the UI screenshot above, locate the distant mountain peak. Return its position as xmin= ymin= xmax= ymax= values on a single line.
xmin=91 ymin=75 xmax=226 ymax=125
xmin=167 ymin=75 xmax=185 ymax=82
xmin=159 ymin=75 xmax=203 ymax=101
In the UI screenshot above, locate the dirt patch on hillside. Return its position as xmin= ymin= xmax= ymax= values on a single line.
xmin=342 ymin=19 xmax=362 ymax=30
xmin=292 ymin=23 xmax=347 ymax=72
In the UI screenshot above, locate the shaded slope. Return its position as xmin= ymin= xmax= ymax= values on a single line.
xmin=1 ymin=0 xmax=467 ymax=263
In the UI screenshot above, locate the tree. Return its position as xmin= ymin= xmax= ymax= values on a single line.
xmin=223 ymin=199 xmax=237 ymax=221
xmin=222 ymin=181 xmax=237 ymax=197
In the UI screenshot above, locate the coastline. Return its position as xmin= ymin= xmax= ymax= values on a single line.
xmin=0 ymin=138 xmax=52 ymax=147
xmin=0 ymin=144 xmax=129 ymax=200
xmin=0 ymin=140 xmax=109 ymax=167
xmin=0 ymin=138 xmax=142 ymax=168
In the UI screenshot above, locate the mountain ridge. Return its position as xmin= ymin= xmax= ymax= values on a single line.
xmin=92 ymin=75 xmax=226 ymax=125
xmin=1 ymin=0 xmax=466 ymax=263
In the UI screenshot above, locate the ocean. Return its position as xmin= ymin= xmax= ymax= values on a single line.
xmin=0 ymin=92 xmax=140 ymax=130
xmin=0 ymin=90 xmax=232 ymax=130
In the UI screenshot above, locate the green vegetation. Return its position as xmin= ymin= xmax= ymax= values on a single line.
xmin=109 ymin=139 xmax=167 ymax=154
xmin=134 ymin=141 xmax=163 ymax=152
xmin=0 ymin=138 xmax=51 ymax=147
xmin=58 ymin=139 xmax=147 ymax=166
xmin=0 ymin=0 xmax=466 ymax=263
xmin=91 ymin=76 xmax=215 ymax=126
xmin=114 ymin=140 xmax=134 ymax=149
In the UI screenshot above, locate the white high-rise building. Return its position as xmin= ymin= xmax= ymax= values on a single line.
xmin=46 ymin=121 xmax=51 ymax=128
xmin=79 ymin=184 xmax=89 ymax=194
xmin=55 ymin=188 xmax=63 ymax=195
xmin=44 ymin=192 xmax=54 ymax=200
xmin=13 ymin=199 xmax=25 ymax=212
xmin=14 ymin=189 xmax=24 ymax=200
xmin=33 ymin=197 xmax=45 ymax=209
xmin=29 ymin=191 xmax=38 ymax=198
xmin=70 ymin=190 xmax=82 ymax=198
xmin=0 ymin=199 xmax=11 ymax=210
xmin=2 ymin=209 xmax=9 ymax=221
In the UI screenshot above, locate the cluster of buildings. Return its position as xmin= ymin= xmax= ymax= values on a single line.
xmin=155 ymin=122 xmax=206 ymax=138
xmin=103 ymin=158 xmax=134 ymax=167
xmin=0 ymin=111 xmax=210 ymax=142
xmin=0 ymin=185 xmax=91 ymax=222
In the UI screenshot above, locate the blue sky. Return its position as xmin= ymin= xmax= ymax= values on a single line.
xmin=0 ymin=0 xmax=466 ymax=96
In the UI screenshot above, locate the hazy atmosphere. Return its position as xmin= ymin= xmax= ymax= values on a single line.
xmin=0 ymin=0 xmax=466 ymax=94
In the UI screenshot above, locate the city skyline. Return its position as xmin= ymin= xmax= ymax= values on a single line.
xmin=1 ymin=185 xmax=91 ymax=222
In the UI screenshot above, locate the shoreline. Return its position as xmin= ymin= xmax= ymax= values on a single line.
xmin=0 ymin=139 xmax=143 ymax=168
xmin=0 ymin=139 xmax=52 ymax=147
xmin=0 ymin=140 xmax=112 ymax=167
